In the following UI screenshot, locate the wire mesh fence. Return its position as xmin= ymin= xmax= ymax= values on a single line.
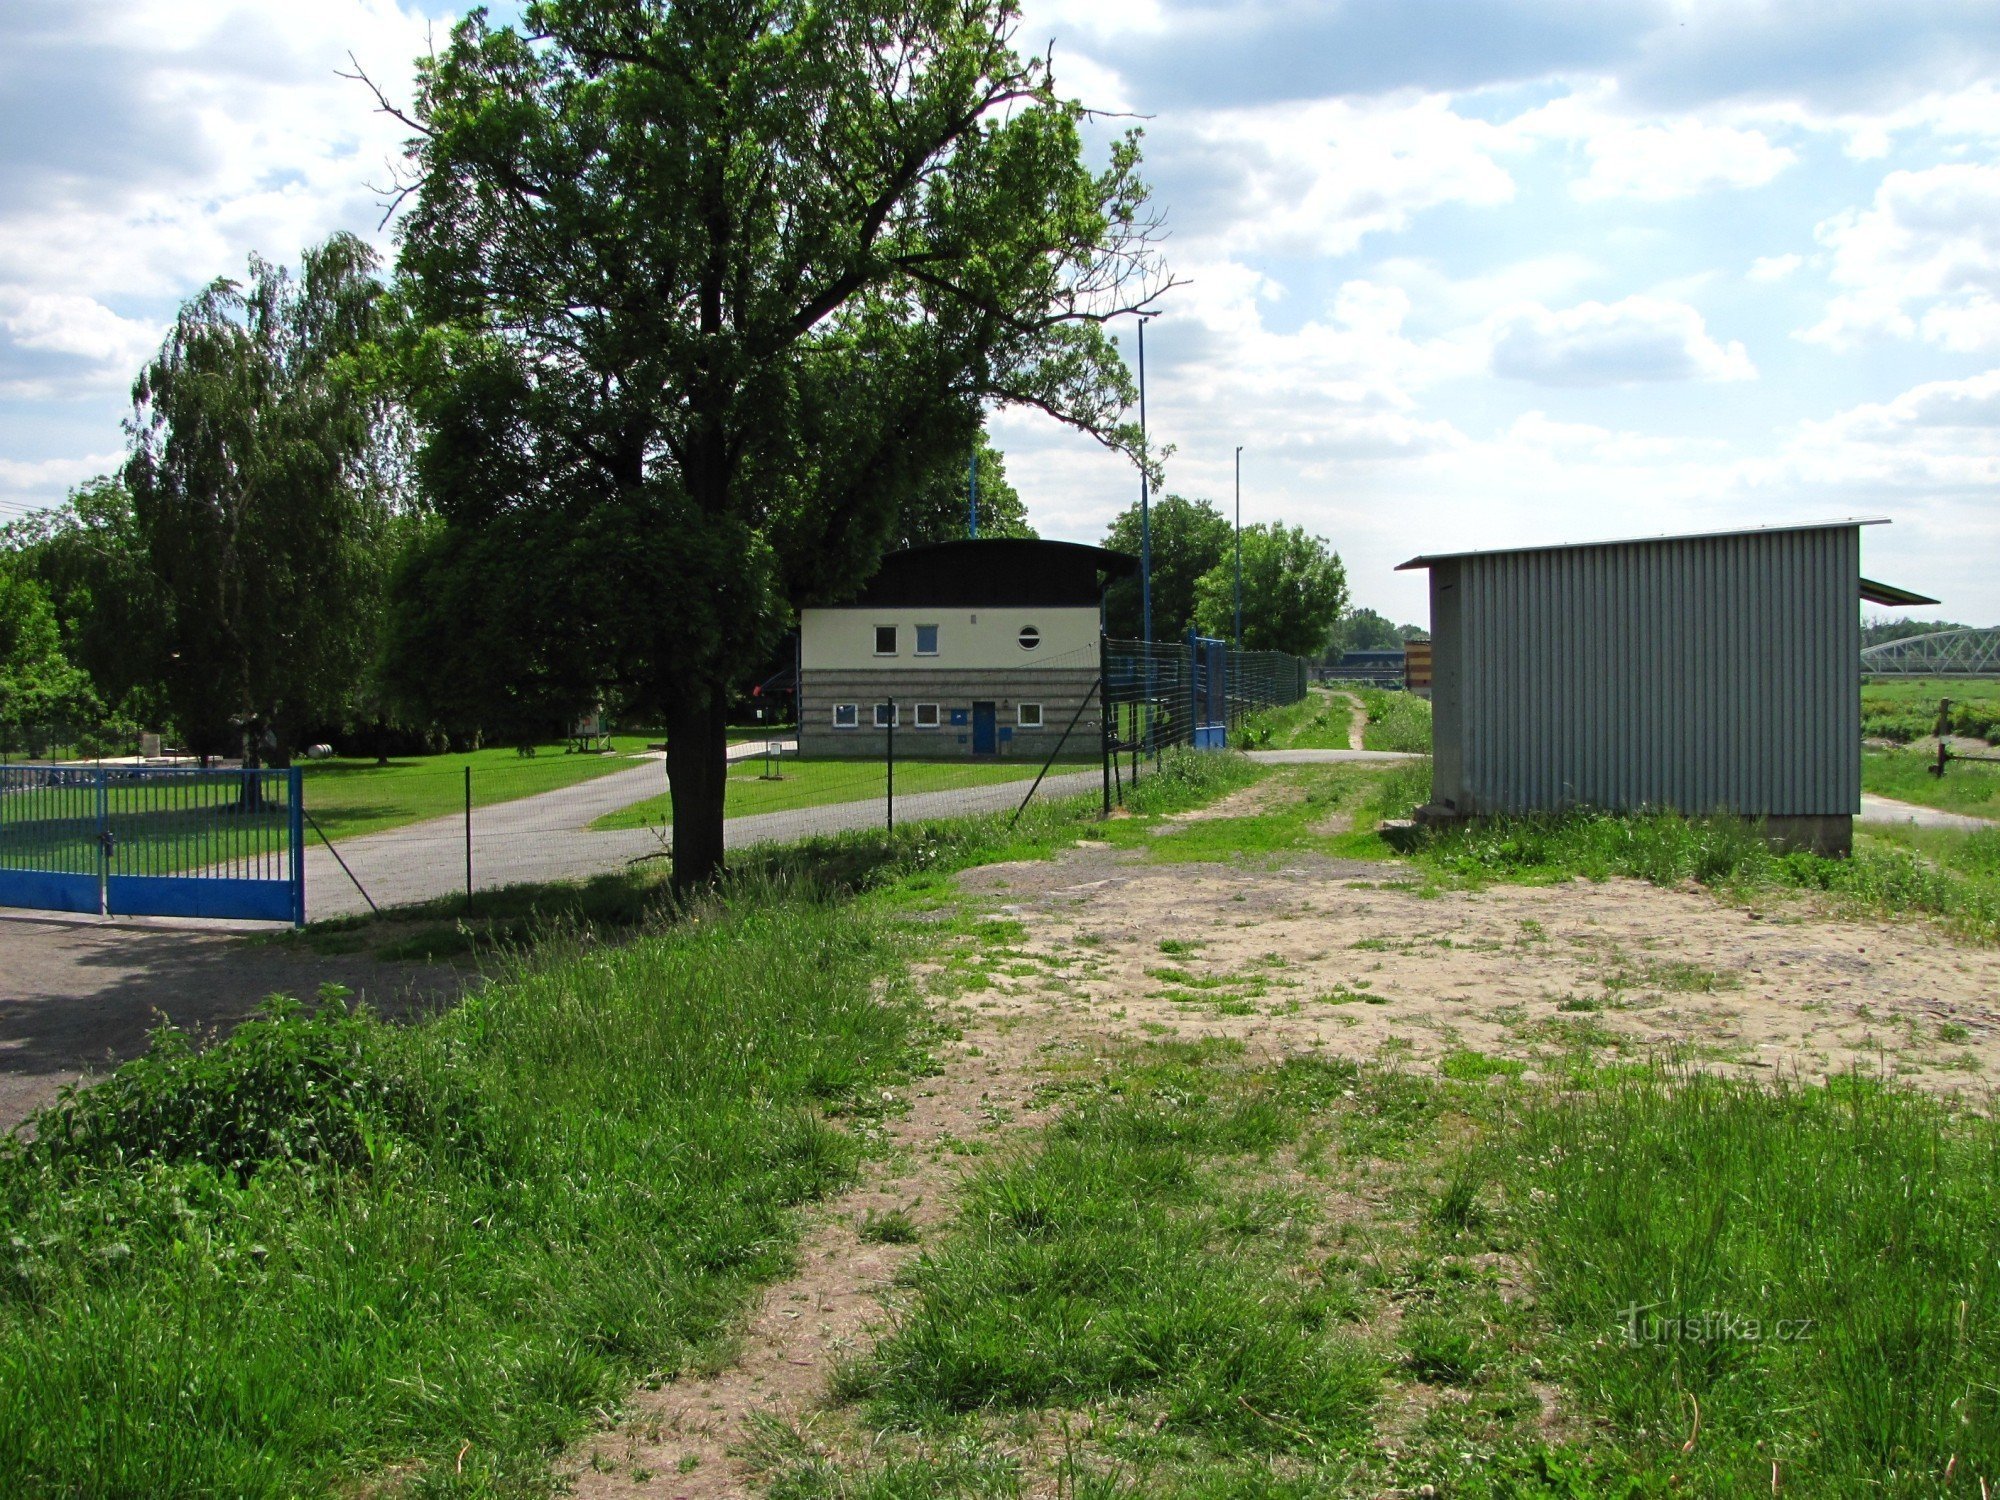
xmin=3 ymin=638 xmax=1308 ymax=923
xmin=1102 ymin=635 xmax=1310 ymax=803
xmin=296 ymin=719 xmax=1106 ymax=921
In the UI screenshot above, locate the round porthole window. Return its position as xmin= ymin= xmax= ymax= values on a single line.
xmin=1018 ymin=625 xmax=1041 ymax=650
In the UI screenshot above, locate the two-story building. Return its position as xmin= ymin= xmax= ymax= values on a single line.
xmin=796 ymin=538 xmax=1137 ymax=760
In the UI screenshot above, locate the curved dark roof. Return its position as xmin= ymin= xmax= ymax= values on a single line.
xmin=852 ymin=538 xmax=1139 ymax=609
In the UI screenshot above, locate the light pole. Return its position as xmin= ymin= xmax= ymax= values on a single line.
xmin=1137 ymin=316 xmax=1152 ymax=646
xmin=1233 ymin=445 xmax=1244 ymax=650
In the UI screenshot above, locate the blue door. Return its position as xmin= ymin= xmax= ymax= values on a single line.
xmin=971 ymin=701 xmax=997 ymax=754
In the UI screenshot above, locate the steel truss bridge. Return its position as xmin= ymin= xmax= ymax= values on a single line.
xmin=1860 ymin=627 xmax=2000 ymax=678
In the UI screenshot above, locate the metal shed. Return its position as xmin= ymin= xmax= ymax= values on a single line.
xmin=1396 ymin=518 xmax=1935 ymax=854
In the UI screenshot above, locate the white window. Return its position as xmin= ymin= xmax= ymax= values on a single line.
xmin=873 ymin=702 xmax=900 ymax=728
xmin=874 ymin=624 xmax=897 ymax=655
xmin=1018 ymin=625 xmax=1041 ymax=651
xmin=915 ymin=624 xmax=939 ymax=656
xmin=833 ymin=703 xmax=859 ymax=728
xmin=1017 ymin=702 xmax=1043 ymax=728
xmin=914 ymin=702 xmax=940 ymax=728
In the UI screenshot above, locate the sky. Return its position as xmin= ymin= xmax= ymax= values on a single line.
xmin=3 ymin=1 xmax=1997 ymax=628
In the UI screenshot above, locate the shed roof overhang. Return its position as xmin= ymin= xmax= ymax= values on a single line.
xmin=1859 ymin=577 xmax=1941 ymax=607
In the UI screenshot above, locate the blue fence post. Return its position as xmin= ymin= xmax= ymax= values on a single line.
xmin=96 ymin=765 xmax=109 ymax=917
xmin=288 ymin=766 xmax=306 ymax=928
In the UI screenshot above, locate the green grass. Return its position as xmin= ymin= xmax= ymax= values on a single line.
xmin=0 ymin=745 xmax=1266 ymax=1496
xmin=1404 ymin=807 xmax=2000 ymax=943
xmin=1357 ymin=687 xmax=1432 ymax=753
xmin=300 ymin=736 xmax=659 ymax=842
xmin=825 ymin=1044 xmax=1384 ymax=1474
xmin=591 ymin=756 xmax=1086 ymax=831
xmin=1500 ymin=1068 xmax=2000 ymax=1494
xmin=1862 ymin=678 xmax=2000 ymax=744
xmin=776 ymin=1048 xmax=2000 ymax=1499
xmin=1235 ymin=689 xmax=1356 ymax=751
xmin=1864 ymin=745 xmax=2000 ymax=821
xmin=0 ymin=889 xmax=928 ymax=1496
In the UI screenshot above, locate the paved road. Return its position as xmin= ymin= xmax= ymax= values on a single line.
xmin=1859 ymin=793 xmax=1995 ymax=832
xmin=307 ymin=749 xmax=1100 ymax=919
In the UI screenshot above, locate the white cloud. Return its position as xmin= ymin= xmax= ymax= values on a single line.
xmin=1748 ymin=253 xmax=1804 ymax=282
xmin=0 ymin=1 xmax=437 ymax=303
xmin=0 ymin=291 xmax=161 ymax=398
xmin=1488 ymin=296 xmax=1756 ymax=385
xmin=0 ymin=451 xmax=125 ymax=520
xmin=1170 ymin=93 xmax=1515 ymax=259
xmin=1503 ymin=88 xmax=1798 ymax=201
xmin=1804 ymin=161 xmax=2000 ymax=350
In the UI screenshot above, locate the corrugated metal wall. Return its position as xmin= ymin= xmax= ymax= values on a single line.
xmin=1429 ymin=526 xmax=1860 ymax=817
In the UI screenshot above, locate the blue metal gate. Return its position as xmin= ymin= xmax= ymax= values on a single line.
xmin=0 ymin=765 xmax=304 ymax=924
xmin=1188 ymin=633 xmax=1229 ymax=749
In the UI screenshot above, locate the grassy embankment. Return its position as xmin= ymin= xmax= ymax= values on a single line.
xmin=1860 ymin=678 xmax=2000 ymax=820
xmin=592 ymin=756 xmax=1094 ymax=832
xmin=0 ymin=752 xmax=1256 ymax=1497
xmin=1235 ymin=687 xmax=1357 ymax=750
xmin=770 ymin=1040 xmax=2000 ymax=1498
xmin=1235 ymin=686 xmax=1431 ymax=755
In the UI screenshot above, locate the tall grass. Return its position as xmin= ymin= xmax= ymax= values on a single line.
xmin=1501 ymin=1070 xmax=2000 ymax=1494
xmin=1357 ymin=688 xmax=1432 ymax=753
xmin=0 ymin=759 xmax=1264 ymax=1496
xmin=0 ymin=892 xmax=927 ymax=1496
xmin=1412 ymin=810 xmax=2000 ymax=943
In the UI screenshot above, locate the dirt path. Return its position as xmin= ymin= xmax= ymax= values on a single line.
xmin=558 ymin=770 xmax=2000 ymax=1495
xmin=1336 ymin=688 xmax=1368 ymax=750
xmin=566 ymin=992 xmax=1059 ymax=1498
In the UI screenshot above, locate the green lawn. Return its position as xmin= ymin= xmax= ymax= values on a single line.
xmin=592 ymin=756 xmax=1089 ymax=830
xmin=299 ymin=736 xmax=659 ymax=842
xmin=772 ymin=1039 xmax=2000 ymax=1498
xmin=1864 ymin=745 xmax=2000 ymax=821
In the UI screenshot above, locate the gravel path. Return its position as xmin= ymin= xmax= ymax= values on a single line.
xmin=1859 ymin=793 xmax=1995 ymax=831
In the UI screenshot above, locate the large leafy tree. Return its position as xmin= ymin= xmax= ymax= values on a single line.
xmin=890 ymin=431 xmax=1034 ymax=549
xmin=1101 ymin=492 xmax=1230 ymax=641
xmin=0 ymin=561 xmax=96 ymax=754
xmin=2 ymin=477 xmax=167 ymax=726
xmin=125 ymin=234 xmax=408 ymax=762
xmin=1193 ymin=522 xmax=1348 ymax=658
xmin=381 ymin=0 xmax=1167 ymax=885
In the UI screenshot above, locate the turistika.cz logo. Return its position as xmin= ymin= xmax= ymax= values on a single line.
xmin=1618 ymin=1304 xmax=1816 ymax=1346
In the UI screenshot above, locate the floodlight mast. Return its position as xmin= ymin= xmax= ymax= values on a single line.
xmin=1234 ymin=445 xmax=1244 ymax=650
xmin=1138 ymin=316 xmax=1152 ymax=647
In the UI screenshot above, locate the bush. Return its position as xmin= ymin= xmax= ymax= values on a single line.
xmin=8 ymin=990 xmax=481 ymax=1186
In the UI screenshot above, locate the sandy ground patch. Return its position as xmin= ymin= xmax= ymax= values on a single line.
xmin=559 ymin=792 xmax=2000 ymax=1497
xmin=959 ymin=843 xmax=2000 ymax=1093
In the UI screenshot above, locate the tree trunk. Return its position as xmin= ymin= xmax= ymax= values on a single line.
xmin=664 ymin=683 xmax=729 ymax=889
